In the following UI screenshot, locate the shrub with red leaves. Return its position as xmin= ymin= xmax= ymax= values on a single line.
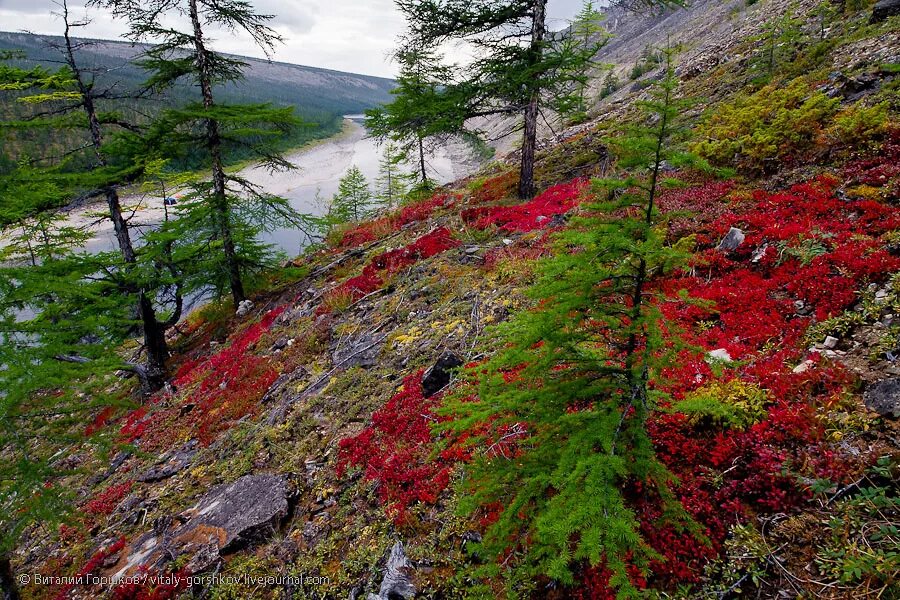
xmin=461 ymin=179 xmax=588 ymax=232
xmin=339 ymin=193 xmax=457 ymax=248
xmin=83 ymin=481 xmax=134 ymax=516
xmin=337 ymin=371 xmax=459 ymax=523
xmin=119 ymin=306 xmax=286 ymax=449
xmin=323 ymin=227 xmax=460 ymax=311
xmin=53 ymin=537 xmax=127 ymax=600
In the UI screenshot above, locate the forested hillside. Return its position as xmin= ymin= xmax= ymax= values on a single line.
xmin=1 ymin=0 xmax=898 ymax=599
xmin=0 ymin=30 xmax=395 ymax=210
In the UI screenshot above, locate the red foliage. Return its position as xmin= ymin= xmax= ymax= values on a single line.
xmin=461 ymin=179 xmax=588 ymax=232
xmin=470 ymin=171 xmax=518 ymax=204
xmin=83 ymin=481 xmax=134 ymax=516
xmin=337 ymin=371 xmax=458 ymax=523
xmin=119 ymin=306 xmax=286 ymax=449
xmin=111 ymin=567 xmax=191 ymax=600
xmin=339 ymin=193 xmax=457 ymax=248
xmin=322 ymin=227 xmax=460 ymax=311
xmin=53 ymin=537 xmax=127 ymax=600
xmin=85 ymin=406 xmax=116 ymax=436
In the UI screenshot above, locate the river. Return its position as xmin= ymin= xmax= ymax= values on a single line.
xmin=77 ymin=116 xmax=473 ymax=257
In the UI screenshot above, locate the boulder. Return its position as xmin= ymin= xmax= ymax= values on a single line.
xmin=871 ymin=0 xmax=900 ymax=22
xmin=235 ymin=299 xmax=254 ymax=317
xmin=864 ymin=378 xmax=900 ymax=418
xmin=716 ymin=227 xmax=745 ymax=252
xmin=421 ymin=352 xmax=463 ymax=398
xmin=106 ymin=474 xmax=290 ymax=577
xmin=367 ymin=542 xmax=416 ymax=600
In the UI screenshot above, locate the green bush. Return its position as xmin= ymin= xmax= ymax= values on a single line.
xmin=691 ymin=79 xmax=840 ymax=171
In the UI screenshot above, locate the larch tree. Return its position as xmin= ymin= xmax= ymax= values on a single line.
xmin=329 ymin=166 xmax=373 ymax=224
xmin=50 ymin=0 xmax=175 ymax=390
xmin=374 ymin=142 xmax=413 ymax=209
xmin=95 ymin=0 xmax=304 ymax=306
xmin=365 ymin=45 xmax=457 ymax=189
xmin=441 ymin=48 xmax=706 ymax=596
xmin=392 ymin=0 xmax=608 ymax=199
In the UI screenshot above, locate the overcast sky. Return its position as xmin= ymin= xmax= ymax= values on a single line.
xmin=0 ymin=0 xmax=589 ymax=78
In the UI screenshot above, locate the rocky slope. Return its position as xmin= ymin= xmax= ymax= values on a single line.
xmin=9 ymin=1 xmax=900 ymax=599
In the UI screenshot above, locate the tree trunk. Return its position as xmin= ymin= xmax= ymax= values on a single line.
xmin=62 ymin=0 xmax=169 ymax=392
xmin=518 ymin=0 xmax=547 ymax=200
xmin=0 ymin=553 xmax=20 ymax=600
xmin=418 ymin=136 xmax=428 ymax=186
xmin=189 ymin=0 xmax=246 ymax=305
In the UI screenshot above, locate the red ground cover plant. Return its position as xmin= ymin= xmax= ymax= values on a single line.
xmin=322 ymin=227 xmax=460 ymax=312
xmin=461 ymin=179 xmax=588 ymax=232
xmin=336 ymin=173 xmax=897 ymax=594
xmin=339 ymin=193 xmax=457 ymax=248
xmin=83 ymin=481 xmax=134 ymax=516
xmin=470 ymin=171 xmax=518 ymax=204
xmin=53 ymin=537 xmax=127 ymax=600
xmin=118 ymin=306 xmax=286 ymax=449
xmin=336 ymin=370 xmax=465 ymax=523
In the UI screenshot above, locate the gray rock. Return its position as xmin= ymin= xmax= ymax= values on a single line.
xmin=864 ymin=378 xmax=900 ymax=418
xmin=235 ymin=299 xmax=254 ymax=317
xmin=716 ymin=227 xmax=745 ymax=252
xmin=421 ymin=352 xmax=463 ymax=398
xmin=136 ymin=440 xmax=198 ymax=483
xmin=331 ymin=332 xmax=385 ymax=369
xmin=871 ymin=0 xmax=900 ymax=22
xmin=823 ymin=336 xmax=839 ymax=350
xmin=367 ymin=542 xmax=416 ymax=600
xmin=105 ymin=474 xmax=290 ymax=578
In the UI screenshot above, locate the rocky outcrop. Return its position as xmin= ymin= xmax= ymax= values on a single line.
xmin=421 ymin=352 xmax=463 ymax=398
xmin=367 ymin=542 xmax=416 ymax=600
xmin=871 ymin=0 xmax=900 ymax=22
xmin=107 ymin=474 xmax=291 ymax=577
xmin=864 ymin=378 xmax=900 ymax=418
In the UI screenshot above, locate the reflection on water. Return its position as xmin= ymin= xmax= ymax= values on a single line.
xmin=85 ymin=118 xmax=463 ymax=258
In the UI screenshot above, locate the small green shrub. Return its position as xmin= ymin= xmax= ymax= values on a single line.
xmin=674 ymin=379 xmax=769 ymax=430
xmin=691 ymin=79 xmax=840 ymax=171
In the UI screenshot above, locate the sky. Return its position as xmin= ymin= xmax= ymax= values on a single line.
xmin=0 ymin=0 xmax=589 ymax=78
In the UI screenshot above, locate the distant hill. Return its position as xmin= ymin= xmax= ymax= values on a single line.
xmin=0 ymin=31 xmax=396 ymax=178
xmin=0 ymin=31 xmax=396 ymax=116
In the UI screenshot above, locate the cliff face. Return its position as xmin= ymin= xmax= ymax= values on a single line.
xmin=12 ymin=2 xmax=900 ymax=599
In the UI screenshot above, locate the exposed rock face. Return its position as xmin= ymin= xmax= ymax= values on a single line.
xmin=137 ymin=440 xmax=198 ymax=483
xmin=864 ymin=378 xmax=900 ymax=418
xmin=717 ymin=227 xmax=745 ymax=252
xmin=107 ymin=474 xmax=290 ymax=577
xmin=367 ymin=542 xmax=416 ymax=600
xmin=421 ymin=352 xmax=463 ymax=398
xmin=871 ymin=0 xmax=900 ymax=22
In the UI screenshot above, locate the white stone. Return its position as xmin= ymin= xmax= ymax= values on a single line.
xmin=823 ymin=336 xmax=839 ymax=349
xmin=793 ymin=359 xmax=815 ymax=374
xmin=708 ymin=348 xmax=733 ymax=362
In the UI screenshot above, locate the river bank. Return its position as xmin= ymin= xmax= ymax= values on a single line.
xmin=30 ymin=118 xmax=477 ymax=258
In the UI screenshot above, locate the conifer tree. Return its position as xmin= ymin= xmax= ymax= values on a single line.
xmin=441 ymin=48 xmax=704 ymax=596
xmin=392 ymin=0 xmax=610 ymax=199
xmin=374 ymin=143 xmax=413 ymax=209
xmin=365 ymin=46 xmax=455 ymax=189
xmin=567 ymin=1 xmax=607 ymax=122
xmin=329 ymin=166 xmax=373 ymax=224
xmin=95 ymin=0 xmax=304 ymax=306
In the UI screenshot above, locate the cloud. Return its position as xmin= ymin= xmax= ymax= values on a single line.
xmin=0 ymin=0 xmax=588 ymax=77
